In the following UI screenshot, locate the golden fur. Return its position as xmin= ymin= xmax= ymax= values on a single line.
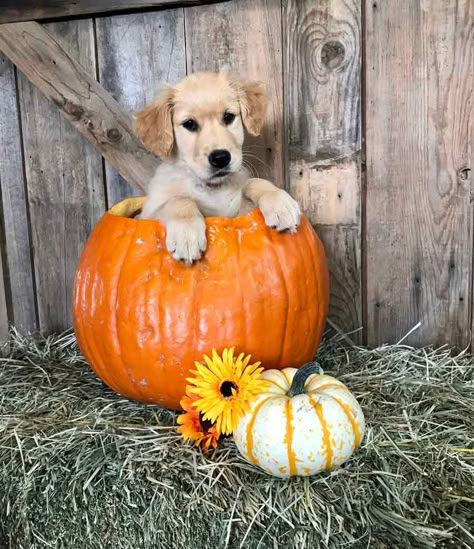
xmin=135 ymin=71 xmax=301 ymax=264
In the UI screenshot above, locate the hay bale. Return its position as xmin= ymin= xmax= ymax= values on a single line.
xmin=0 ymin=330 xmax=473 ymax=548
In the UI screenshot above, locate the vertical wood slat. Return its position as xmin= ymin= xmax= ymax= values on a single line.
xmin=0 ymin=247 xmax=9 ymax=343
xmin=283 ymin=0 xmax=362 ymax=339
xmin=0 ymin=54 xmax=37 ymax=332
xmin=185 ymin=0 xmax=285 ymax=189
xmin=17 ymin=20 xmax=106 ymax=333
xmin=365 ymin=0 xmax=473 ymax=347
xmin=96 ymin=10 xmax=186 ymax=207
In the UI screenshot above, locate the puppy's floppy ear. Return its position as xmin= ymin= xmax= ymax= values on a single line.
xmin=135 ymin=85 xmax=175 ymax=159
xmin=238 ymin=80 xmax=267 ymax=136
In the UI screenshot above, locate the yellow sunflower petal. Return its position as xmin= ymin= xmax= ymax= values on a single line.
xmin=182 ymin=348 xmax=267 ymax=436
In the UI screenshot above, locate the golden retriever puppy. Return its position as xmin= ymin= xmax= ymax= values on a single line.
xmin=135 ymin=71 xmax=301 ymax=264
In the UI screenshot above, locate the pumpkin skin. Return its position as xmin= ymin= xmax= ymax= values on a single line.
xmin=73 ymin=197 xmax=329 ymax=410
xmin=233 ymin=366 xmax=364 ymax=477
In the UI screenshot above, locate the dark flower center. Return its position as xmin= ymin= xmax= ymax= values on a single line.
xmin=220 ymin=380 xmax=238 ymax=398
xmin=199 ymin=414 xmax=214 ymax=432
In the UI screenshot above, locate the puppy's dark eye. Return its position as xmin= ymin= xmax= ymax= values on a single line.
xmin=223 ymin=112 xmax=236 ymax=125
xmin=182 ymin=119 xmax=199 ymax=132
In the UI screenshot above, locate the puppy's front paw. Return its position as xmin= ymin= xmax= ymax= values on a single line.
xmin=166 ymin=217 xmax=207 ymax=264
xmin=259 ymin=190 xmax=301 ymax=233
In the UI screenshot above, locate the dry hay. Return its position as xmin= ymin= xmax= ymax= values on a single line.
xmin=0 ymin=330 xmax=473 ymax=549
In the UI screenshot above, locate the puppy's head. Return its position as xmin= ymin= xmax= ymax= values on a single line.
xmin=135 ymin=71 xmax=267 ymax=184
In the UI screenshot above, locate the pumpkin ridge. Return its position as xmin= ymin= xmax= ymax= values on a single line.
xmin=281 ymin=369 xmax=293 ymax=388
xmin=79 ymin=218 xmax=125 ymax=394
xmin=114 ymin=224 xmax=143 ymax=399
xmin=324 ymin=393 xmax=362 ymax=448
xmin=308 ymin=394 xmax=333 ymax=469
xmin=266 ymin=229 xmax=289 ymax=368
xmin=284 ymin=399 xmax=297 ymax=475
xmin=308 ymin=381 xmax=346 ymax=393
xmin=274 ymin=369 xmax=290 ymax=391
xmin=189 ymin=258 xmax=200 ymax=387
xmin=266 ymin=378 xmax=287 ymax=392
xmin=232 ymin=228 xmax=247 ymax=353
xmin=301 ymin=225 xmax=329 ymax=350
xmin=90 ymin=220 xmax=126 ymax=392
xmin=143 ymin=230 xmax=165 ymax=400
xmin=292 ymin=225 xmax=312 ymax=347
xmin=246 ymin=396 xmax=273 ymax=463
xmin=73 ymin=223 xmax=103 ymax=386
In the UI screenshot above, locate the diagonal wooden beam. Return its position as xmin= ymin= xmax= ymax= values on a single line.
xmin=0 ymin=21 xmax=158 ymax=192
xmin=0 ymin=0 xmax=230 ymax=24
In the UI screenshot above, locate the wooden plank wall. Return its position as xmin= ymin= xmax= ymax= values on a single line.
xmin=365 ymin=0 xmax=473 ymax=347
xmin=284 ymin=0 xmax=362 ymax=341
xmin=0 ymin=0 xmax=472 ymax=347
xmin=96 ymin=9 xmax=186 ymax=206
xmin=17 ymin=20 xmax=105 ymax=332
xmin=0 ymin=52 xmax=37 ymax=333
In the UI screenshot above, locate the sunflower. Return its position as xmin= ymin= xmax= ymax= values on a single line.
xmin=177 ymin=390 xmax=220 ymax=451
xmin=186 ymin=347 xmax=269 ymax=435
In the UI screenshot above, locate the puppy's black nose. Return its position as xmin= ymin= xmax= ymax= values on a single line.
xmin=208 ymin=149 xmax=231 ymax=169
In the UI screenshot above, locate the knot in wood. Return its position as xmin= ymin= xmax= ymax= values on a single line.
xmin=321 ymin=41 xmax=345 ymax=70
xmin=107 ymin=128 xmax=121 ymax=142
xmin=457 ymin=167 xmax=471 ymax=182
xmin=64 ymin=101 xmax=83 ymax=120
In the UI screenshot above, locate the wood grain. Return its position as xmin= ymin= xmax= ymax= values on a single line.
xmin=185 ymin=0 xmax=285 ymax=189
xmin=0 ymin=53 xmax=37 ymax=331
xmin=96 ymin=10 xmax=186 ymax=206
xmin=17 ymin=20 xmax=106 ymax=332
xmin=0 ymin=0 xmax=229 ymax=24
xmin=365 ymin=0 xmax=473 ymax=347
xmin=0 ymin=21 xmax=158 ymax=193
xmin=0 ymin=240 xmax=9 ymax=344
xmin=283 ymin=0 xmax=362 ymax=339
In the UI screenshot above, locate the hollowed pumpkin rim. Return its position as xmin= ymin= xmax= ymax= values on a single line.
xmin=108 ymin=196 xmax=265 ymax=229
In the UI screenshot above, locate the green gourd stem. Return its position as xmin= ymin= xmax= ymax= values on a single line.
xmin=287 ymin=362 xmax=322 ymax=397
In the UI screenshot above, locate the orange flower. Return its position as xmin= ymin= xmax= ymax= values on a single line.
xmin=177 ymin=390 xmax=220 ymax=451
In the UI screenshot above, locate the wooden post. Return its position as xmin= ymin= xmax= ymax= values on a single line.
xmin=0 ymin=22 xmax=158 ymax=193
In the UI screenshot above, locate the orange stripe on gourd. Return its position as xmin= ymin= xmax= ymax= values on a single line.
xmin=308 ymin=395 xmax=333 ymax=469
xmin=245 ymin=396 xmax=273 ymax=464
xmin=284 ymin=399 xmax=297 ymax=476
xmin=325 ymin=393 xmax=362 ymax=448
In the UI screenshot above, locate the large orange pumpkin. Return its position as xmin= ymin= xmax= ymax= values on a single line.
xmin=73 ymin=196 xmax=329 ymax=410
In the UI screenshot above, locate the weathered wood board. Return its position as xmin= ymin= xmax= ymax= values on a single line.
xmin=0 ymin=53 xmax=37 ymax=332
xmin=17 ymin=20 xmax=106 ymax=332
xmin=0 ymin=0 xmax=229 ymax=24
xmin=0 ymin=22 xmax=158 ymax=193
xmin=0 ymin=245 xmax=9 ymax=343
xmin=185 ymin=0 xmax=285 ymax=189
xmin=96 ymin=9 xmax=186 ymax=205
xmin=283 ymin=0 xmax=362 ymax=340
xmin=365 ymin=0 xmax=473 ymax=347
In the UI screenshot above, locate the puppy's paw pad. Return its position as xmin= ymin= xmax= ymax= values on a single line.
xmin=166 ymin=218 xmax=207 ymax=264
xmin=259 ymin=190 xmax=301 ymax=233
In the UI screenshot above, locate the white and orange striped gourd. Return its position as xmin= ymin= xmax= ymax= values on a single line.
xmin=233 ymin=362 xmax=365 ymax=477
